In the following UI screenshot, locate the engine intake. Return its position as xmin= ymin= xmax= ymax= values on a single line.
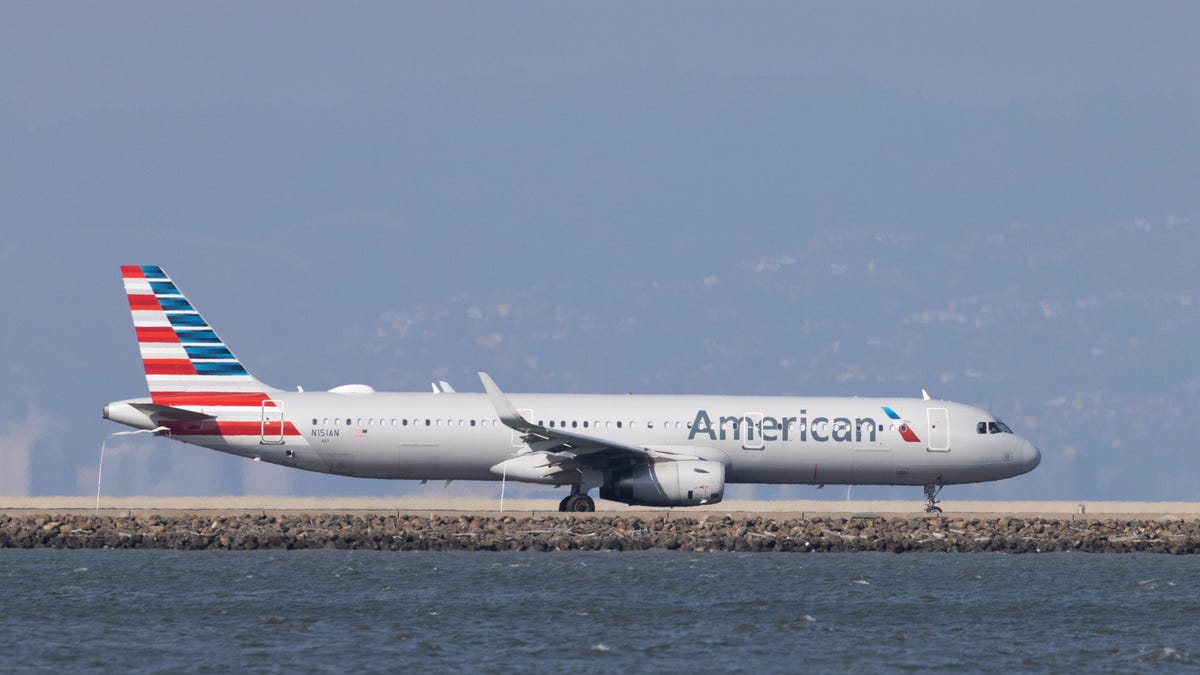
xmin=600 ymin=459 xmax=725 ymax=507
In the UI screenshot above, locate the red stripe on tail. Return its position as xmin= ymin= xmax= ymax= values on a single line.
xmin=150 ymin=392 xmax=275 ymax=407
xmin=143 ymin=359 xmax=197 ymax=375
xmin=136 ymin=327 xmax=179 ymax=343
xmin=128 ymin=294 xmax=161 ymax=311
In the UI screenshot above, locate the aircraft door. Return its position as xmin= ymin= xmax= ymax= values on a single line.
xmin=926 ymin=407 xmax=949 ymax=452
xmin=261 ymin=402 xmax=285 ymax=445
xmin=511 ymin=409 xmax=533 ymax=447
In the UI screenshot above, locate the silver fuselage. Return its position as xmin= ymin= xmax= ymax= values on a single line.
xmin=106 ymin=390 xmax=1041 ymax=487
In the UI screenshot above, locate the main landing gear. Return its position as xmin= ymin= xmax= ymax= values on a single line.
xmin=558 ymin=486 xmax=595 ymax=512
xmin=923 ymin=481 xmax=944 ymax=514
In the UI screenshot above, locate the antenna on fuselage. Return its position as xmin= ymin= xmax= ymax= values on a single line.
xmin=921 ymin=389 xmax=931 ymax=400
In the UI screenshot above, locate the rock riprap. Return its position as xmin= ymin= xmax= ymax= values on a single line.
xmin=2 ymin=514 xmax=1199 ymax=553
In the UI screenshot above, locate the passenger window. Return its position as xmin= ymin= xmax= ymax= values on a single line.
xmin=617 ymin=421 xmax=623 ymax=428
xmin=549 ymin=420 xmax=555 ymax=428
xmin=470 ymin=420 xmax=476 ymax=427
xmin=572 ymin=421 xmax=578 ymax=428
xmin=346 ymin=418 xmax=352 ymax=425
xmin=583 ymin=421 xmax=589 ymax=428
xmin=311 ymin=418 xmax=317 ymax=425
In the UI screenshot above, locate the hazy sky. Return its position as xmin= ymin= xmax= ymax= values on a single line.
xmin=2 ymin=4 xmax=1197 ymax=503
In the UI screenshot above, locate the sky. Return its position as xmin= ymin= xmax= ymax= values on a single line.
xmin=1 ymin=3 xmax=1198 ymax=503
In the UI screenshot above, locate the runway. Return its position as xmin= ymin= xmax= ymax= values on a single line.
xmin=3 ymin=496 xmax=1199 ymax=520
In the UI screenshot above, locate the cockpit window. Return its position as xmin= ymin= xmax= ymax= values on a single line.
xmin=977 ymin=422 xmax=988 ymax=434
xmin=987 ymin=422 xmax=1001 ymax=434
xmin=996 ymin=419 xmax=1013 ymax=433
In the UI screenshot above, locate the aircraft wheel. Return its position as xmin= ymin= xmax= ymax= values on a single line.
xmin=565 ymin=495 xmax=595 ymax=512
xmin=557 ymin=496 xmax=570 ymax=512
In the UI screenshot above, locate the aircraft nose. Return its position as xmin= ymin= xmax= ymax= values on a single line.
xmin=1020 ymin=438 xmax=1041 ymax=472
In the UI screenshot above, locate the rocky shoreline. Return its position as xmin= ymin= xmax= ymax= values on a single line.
xmin=3 ymin=513 xmax=1200 ymax=553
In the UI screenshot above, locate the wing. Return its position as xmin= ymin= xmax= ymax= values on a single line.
xmin=478 ymin=372 xmax=650 ymax=471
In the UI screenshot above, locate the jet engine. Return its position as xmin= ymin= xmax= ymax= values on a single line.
xmin=600 ymin=460 xmax=725 ymax=507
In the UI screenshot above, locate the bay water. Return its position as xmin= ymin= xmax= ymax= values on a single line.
xmin=2 ymin=550 xmax=1197 ymax=672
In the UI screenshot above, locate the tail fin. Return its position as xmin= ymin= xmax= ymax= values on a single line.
xmin=121 ymin=265 xmax=277 ymax=400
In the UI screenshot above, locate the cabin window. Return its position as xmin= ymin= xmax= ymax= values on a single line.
xmin=346 ymin=418 xmax=352 ymax=425
xmin=583 ymin=421 xmax=589 ymax=428
xmin=616 ymin=421 xmax=623 ymax=428
xmin=470 ymin=420 xmax=476 ymax=427
xmin=572 ymin=421 xmax=578 ymax=428
xmin=549 ymin=420 xmax=555 ymax=428
xmin=312 ymin=418 xmax=317 ymax=425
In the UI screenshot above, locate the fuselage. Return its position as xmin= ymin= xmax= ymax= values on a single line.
xmin=106 ymin=390 xmax=1041 ymax=487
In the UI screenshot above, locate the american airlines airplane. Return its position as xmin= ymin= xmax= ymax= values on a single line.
xmin=104 ymin=266 xmax=1041 ymax=513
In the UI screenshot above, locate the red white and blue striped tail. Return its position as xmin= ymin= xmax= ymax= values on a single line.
xmin=121 ymin=265 xmax=278 ymax=403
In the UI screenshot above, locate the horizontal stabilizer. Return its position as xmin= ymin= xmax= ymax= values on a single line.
xmin=130 ymin=403 xmax=215 ymax=422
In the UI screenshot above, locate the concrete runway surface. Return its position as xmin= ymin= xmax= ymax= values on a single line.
xmin=3 ymin=497 xmax=1199 ymax=520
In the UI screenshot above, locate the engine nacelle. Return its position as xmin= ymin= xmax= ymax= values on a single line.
xmin=600 ymin=460 xmax=725 ymax=507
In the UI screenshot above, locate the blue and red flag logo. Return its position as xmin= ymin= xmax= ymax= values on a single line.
xmin=882 ymin=406 xmax=921 ymax=443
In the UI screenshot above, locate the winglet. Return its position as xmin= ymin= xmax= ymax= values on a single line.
xmin=478 ymin=372 xmax=535 ymax=432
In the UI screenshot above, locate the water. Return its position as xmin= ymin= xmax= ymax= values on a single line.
xmin=1 ymin=550 xmax=1197 ymax=672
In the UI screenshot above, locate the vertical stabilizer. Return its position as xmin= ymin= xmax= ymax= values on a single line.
xmin=121 ymin=265 xmax=277 ymax=400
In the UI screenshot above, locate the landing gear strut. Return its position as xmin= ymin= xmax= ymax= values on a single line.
xmin=558 ymin=485 xmax=595 ymax=512
xmin=923 ymin=482 xmax=943 ymax=514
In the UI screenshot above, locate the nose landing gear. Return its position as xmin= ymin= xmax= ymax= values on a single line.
xmin=923 ymin=481 xmax=944 ymax=514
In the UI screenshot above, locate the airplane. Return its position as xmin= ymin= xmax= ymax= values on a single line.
xmin=103 ymin=266 xmax=1041 ymax=513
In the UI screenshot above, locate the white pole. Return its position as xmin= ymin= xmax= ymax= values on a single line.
xmin=95 ymin=440 xmax=106 ymax=511
xmin=97 ymin=427 xmax=168 ymax=511
xmin=500 ymin=462 xmax=507 ymax=513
